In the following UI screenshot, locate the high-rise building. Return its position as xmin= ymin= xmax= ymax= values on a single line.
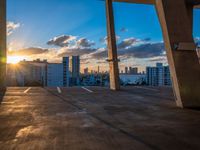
xmin=69 ymin=56 xmax=80 ymax=86
xmin=63 ymin=57 xmax=70 ymax=87
xmin=129 ymin=67 xmax=138 ymax=74
xmin=125 ymin=67 xmax=128 ymax=74
xmin=129 ymin=67 xmax=132 ymax=74
xmin=47 ymin=57 xmax=69 ymax=87
xmin=146 ymin=63 xmax=171 ymax=86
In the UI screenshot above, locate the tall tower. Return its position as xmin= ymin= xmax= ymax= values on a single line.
xmin=63 ymin=57 xmax=69 ymax=87
xmin=69 ymin=56 xmax=80 ymax=86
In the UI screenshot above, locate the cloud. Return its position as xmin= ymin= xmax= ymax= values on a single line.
xmin=120 ymin=27 xmax=128 ymax=32
xmin=195 ymin=37 xmax=200 ymax=46
xmin=90 ymin=42 xmax=165 ymax=60
xmin=46 ymin=34 xmax=165 ymax=65
xmin=117 ymin=38 xmax=139 ymax=49
xmin=148 ymin=57 xmax=167 ymax=62
xmin=7 ymin=21 xmax=20 ymax=36
xmin=47 ymin=35 xmax=97 ymax=57
xmin=9 ymin=47 xmax=49 ymax=56
xmin=47 ymin=35 xmax=76 ymax=47
xmin=57 ymin=47 xmax=96 ymax=57
xmin=119 ymin=42 xmax=165 ymax=59
xmin=99 ymin=36 xmax=120 ymax=44
xmin=76 ymin=38 xmax=95 ymax=47
xmin=90 ymin=48 xmax=108 ymax=60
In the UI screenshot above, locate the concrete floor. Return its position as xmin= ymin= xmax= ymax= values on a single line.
xmin=0 ymin=86 xmax=200 ymax=150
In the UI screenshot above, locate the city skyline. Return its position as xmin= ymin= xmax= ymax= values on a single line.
xmin=7 ymin=0 xmax=200 ymax=72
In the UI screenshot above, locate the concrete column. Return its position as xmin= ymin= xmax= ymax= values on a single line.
xmin=0 ymin=0 xmax=6 ymax=90
xmin=105 ymin=0 xmax=120 ymax=90
xmin=155 ymin=0 xmax=200 ymax=108
xmin=186 ymin=3 xmax=193 ymax=31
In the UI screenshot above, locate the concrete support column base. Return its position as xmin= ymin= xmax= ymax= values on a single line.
xmin=156 ymin=0 xmax=200 ymax=108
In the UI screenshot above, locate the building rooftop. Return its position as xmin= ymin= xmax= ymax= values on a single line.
xmin=0 ymin=86 xmax=200 ymax=150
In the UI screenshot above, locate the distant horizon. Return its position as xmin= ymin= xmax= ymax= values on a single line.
xmin=6 ymin=56 xmax=171 ymax=74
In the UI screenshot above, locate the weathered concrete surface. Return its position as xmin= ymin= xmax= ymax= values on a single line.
xmin=0 ymin=87 xmax=200 ymax=150
xmin=0 ymin=0 xmax=7 ymax=89
xmin=155 ymin=0 xmax=200 ymax=108
xmin=106 ymin=0 xmax=120 ymax=90
xmin=114 ymin=0 xmax=200 ymax=6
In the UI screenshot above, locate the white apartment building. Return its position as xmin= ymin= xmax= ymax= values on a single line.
xmin=47 ymin=57 xmax=69 ymax=87
xmin=146 ymin=63 xmax=171 ymax=86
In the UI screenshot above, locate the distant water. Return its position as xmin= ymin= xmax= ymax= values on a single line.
xmin=119 ymin=74 xmax=146 ymax=84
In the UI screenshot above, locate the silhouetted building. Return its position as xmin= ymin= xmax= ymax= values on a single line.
xmin=63 ymin=57 xmax=70 ymax=87
xmin=125 ymin=67 xmax=128 ymax=74
xmin=69 ymin=56 xmax=80 ymax=86
xmin=129 ymin=67 xmax=138 ymax=74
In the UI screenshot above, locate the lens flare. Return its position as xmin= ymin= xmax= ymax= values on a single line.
xmin=7 ymin=56 xmax=24 ymax=64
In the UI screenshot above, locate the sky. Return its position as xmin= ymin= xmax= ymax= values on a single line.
xmin=7 ymin=0 xmax=200 ymax=72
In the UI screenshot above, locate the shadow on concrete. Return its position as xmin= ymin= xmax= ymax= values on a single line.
xmin=0 ymin=87 xmax=6 ymax=104
xmin=187 ymin=107 xmax=200 ymax=111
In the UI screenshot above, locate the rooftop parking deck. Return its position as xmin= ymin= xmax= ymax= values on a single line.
xmin=0 ymin=86 xmax=200 ymax=150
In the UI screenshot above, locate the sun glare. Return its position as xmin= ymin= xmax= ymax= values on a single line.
xmin=7 ymin=56 xmax=24 ymax=64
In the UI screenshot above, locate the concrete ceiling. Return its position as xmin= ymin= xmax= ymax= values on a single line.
xmin=114 ymin=0 xmax=153 ymax=5
xmin=114 ymin=0 xmax=200 ymax=6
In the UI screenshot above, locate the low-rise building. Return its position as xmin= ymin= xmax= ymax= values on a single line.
xmin=7 ymin=59 xmax=47 ymax=86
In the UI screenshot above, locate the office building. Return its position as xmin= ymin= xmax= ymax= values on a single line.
xmin=129 ymin=67 xmax=138 ymax=74
xmin=63 ymin=57 xmax=69 ymax=87
xmin=69 ymin=56 xmax=80 ymax=85
xmin=47 ymin=57 xmax=69 ymax=87
xmin=146 ymin=63 xmax=171 ymax=86
xmin=125 ymin=67 xmax=128 ymax=74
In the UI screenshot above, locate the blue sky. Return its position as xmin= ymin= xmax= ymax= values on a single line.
xmin=7 ymin=0 xmax=200 ymax=72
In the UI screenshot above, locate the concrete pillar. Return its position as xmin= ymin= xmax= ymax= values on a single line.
xmin=155 ymin=0 xmax=200 ymax=108
xmin=0 ymin=0 xmax=6 ymax=90
xmin=105 ymin=0 xmax=120 ymax=90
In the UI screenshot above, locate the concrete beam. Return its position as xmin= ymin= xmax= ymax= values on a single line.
xmin=0 ymin=0 xmax=6 ymax=90
xmin=113 ymin=0 xmax=154 ymax=5
xmin=195 ymin=4 xmax=200 ymax=8
xmin=105 ymin=0 xmax=120 ymax=90
xmin=114 ymin=0 xmax=200 ymax=6
xmin=155 ymin=0 xmax=200 ymax=108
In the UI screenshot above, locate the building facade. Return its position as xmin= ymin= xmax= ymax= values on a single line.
xmin=69 ymin=56 xmax=80 ymax=86
xmin=7 ymin=59 xmax=47 ymax=86
xmin=146 ymin=63 xmax=171 ymax=86
xmin=47 ymin=57 xmax=69 ymax=87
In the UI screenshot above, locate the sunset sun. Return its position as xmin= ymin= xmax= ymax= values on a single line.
xmin=7 ymin=56 xmax=24 ymax=64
